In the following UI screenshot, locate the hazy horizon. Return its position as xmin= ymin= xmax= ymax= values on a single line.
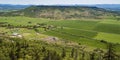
xmin=0 ymin=0 xmax=120 ymax=5
xmin=1 ymin=4 xmax=120 ymax=6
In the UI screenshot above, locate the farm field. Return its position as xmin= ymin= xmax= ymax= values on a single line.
xmin=46 ymin=20 xmax=120 ymax=43
xmin=0 ymin=17 xmax=120 ymax=48
xmin=0 ymin=17 xmax=120 ymax=43
xmin=0 ymin=16 xmax=120 ymax=60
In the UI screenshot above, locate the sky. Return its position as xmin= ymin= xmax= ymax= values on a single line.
xmin=0 ymin=0 xmax=120 ymax=5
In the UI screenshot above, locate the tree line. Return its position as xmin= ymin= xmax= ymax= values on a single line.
xmin=0 ymin=37 xmax=120 ymax=60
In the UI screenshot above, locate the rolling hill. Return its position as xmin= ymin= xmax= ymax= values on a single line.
xmin=0 ymin=5 xmax=119 ymax=19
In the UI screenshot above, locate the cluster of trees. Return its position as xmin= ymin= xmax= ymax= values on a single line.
xmin=0 ymin=36 xmax=119 ymax=60
xmin=0 ymin=37 xmax=61 ymax=60
xmin=0 ymin=23 xmax=57 ymax=32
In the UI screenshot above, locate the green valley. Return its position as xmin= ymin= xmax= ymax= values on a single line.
xmin=0 ymin=5 xmax=120 ymax=60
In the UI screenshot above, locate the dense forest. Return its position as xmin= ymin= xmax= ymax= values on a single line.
xmin=0 ymin=36 xmax=120 ymax=60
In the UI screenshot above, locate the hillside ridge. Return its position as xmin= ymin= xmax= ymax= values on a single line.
xmin=0 ymin=5 xmax=119 ymax=19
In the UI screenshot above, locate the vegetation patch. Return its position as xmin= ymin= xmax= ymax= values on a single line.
xmin=95 ymin=32 xmax=120 ymax=43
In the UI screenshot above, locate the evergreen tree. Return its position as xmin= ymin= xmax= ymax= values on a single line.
xmin=61 ymin=48 xmax=66 ymax=58
xmin=104 ymin=43 xmax=117 ymax=60
xmin=71 ymin=48 xmax=75 ymax=58
xmin=43 ymin=50 xmax=62 ymax=60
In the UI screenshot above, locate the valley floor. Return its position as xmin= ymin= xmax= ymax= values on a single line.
xmin=0 ymin=16 xmax=120 ymax=60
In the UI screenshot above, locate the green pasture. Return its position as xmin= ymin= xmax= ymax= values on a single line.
xmin=0 ymin=16 xmax=50 ymax=25
xmin=95 ymin=32 xmax=120 ymax=44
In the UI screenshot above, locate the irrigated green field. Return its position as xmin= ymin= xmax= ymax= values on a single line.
xmin=0 ymin=17 xmax=120 ymax=51
xmin=46 ymin=20 xmax=120 ymax=43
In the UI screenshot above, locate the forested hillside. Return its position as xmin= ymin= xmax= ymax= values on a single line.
xmin=0 ymin=6 xmax=119 ymax=19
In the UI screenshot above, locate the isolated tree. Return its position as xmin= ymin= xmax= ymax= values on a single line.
xmin=104 ymin=43 xmax=117 ymax=60
xmin=28 ymin=21 xmax=32 ymax=24
xmin=61 ymin=48 xmax=66 ymax=58
xmin=71 ymin=48 xmax=75 ymax=58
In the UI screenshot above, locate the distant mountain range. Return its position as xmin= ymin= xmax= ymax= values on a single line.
xmin=0 ymin=4 xmax=30 ymax=12
xmin=0 ymin=4 xmax=120 ymax=12
xmin=95 ymin=4 xmax=120 ymax=11
xmin=74 ymin=4 xmax=120 ymax=11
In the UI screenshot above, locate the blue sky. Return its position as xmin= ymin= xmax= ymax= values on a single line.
xmin=0 ymin=0 xmax=120 ymax=5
